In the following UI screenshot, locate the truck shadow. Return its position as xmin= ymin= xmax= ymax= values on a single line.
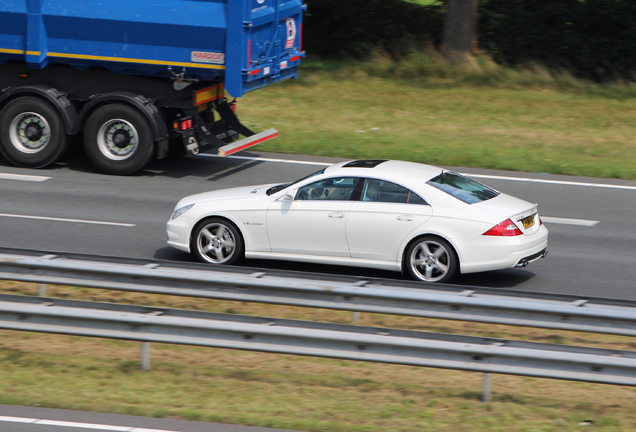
xmin=0 ymin=142 xmax=269 ymax=181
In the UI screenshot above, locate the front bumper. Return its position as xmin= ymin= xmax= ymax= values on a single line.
xmin=166 ymin=217 xmax=193 ymax=253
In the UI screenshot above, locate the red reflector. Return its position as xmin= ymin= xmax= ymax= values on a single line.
xmin=231 ymin=104 xmax=237 ymax=112
xmin=483 ymin=219 xmax=523 ymax=236
xmin=180 ymin=119 xmax=193 ymax=131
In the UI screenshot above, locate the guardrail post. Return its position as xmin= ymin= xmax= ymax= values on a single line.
xmin=38 ymin=283 xmax=46 ymax=297
xmin=141 ymin=342 xmax=151 ymax=370
xmin=481 ymin=373 xmax=491 ymax=402
xmin=352 ymin=312 xmax=360 ymax=324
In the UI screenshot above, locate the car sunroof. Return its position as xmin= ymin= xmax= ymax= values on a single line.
xmin=343 ymin=160 xmax=388 ymax=168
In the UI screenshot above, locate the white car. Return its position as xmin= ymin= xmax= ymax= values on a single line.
xmin=167 ymin=159 xmax=548 ymax=283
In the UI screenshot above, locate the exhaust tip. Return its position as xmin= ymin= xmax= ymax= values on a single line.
xmin=515 ymin=248 xmax=547 ymax=268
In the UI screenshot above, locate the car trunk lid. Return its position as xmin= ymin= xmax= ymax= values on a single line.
xmin=473 ymin=193 xmax=540 ymax=235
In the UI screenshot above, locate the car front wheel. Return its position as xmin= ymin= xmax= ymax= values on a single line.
xmin=405 ymin=236 xmax=457 ymax=283
xmin=191 ymin=218 xmax=244 ymax=265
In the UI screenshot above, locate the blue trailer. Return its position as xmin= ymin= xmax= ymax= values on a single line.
xmin=0 ymin=0 xmax=304 ymax=174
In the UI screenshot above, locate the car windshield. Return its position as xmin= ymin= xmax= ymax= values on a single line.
xmin=266 ymin=168 xmax=327 ymax=196
xmin=427 ymin=172 xmax=499 ymax=204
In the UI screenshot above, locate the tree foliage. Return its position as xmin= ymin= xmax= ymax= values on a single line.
xmin=303 ymin=0 xmax=444 ymax=58
xmin=303 ymin=0 xmax=636 ymax=81
xmin=480 ymin=0 xmax=636 ymax=81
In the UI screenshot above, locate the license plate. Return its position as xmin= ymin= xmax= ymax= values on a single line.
xmin=521 ymin=215 xmax=535 ymax=229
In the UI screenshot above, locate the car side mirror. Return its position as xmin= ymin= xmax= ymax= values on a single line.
xmin=283 ymin=189 xmax=297 ymax=201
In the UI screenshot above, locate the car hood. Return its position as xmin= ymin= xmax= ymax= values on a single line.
xmin=177 ymin=184 xmax=278 ymax=207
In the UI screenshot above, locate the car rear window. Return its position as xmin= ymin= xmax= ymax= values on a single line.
xmin=427 ymin=172 xmax=499 ymax=204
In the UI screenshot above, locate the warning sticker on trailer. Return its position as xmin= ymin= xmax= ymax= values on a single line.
xmin=285 ymin=19 xmax=296 ymax=49
xmin=191 ymin=51 xmax=225 ymax=65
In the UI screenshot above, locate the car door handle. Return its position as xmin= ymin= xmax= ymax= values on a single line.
xmin=397 ymin=215 xmax=415 ymax=221
xmin=328 ymin=212 xmax=345 ymax=219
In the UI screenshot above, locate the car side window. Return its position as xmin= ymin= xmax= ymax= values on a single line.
xmin=362 ymin=179 xmax=428 ymax=205
xmin=296 ymin=177 xmax=361 ymax=201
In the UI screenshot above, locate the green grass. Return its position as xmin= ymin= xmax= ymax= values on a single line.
xmin=405 ymin=0 xmax=442 ymax=5
xmin=239 ymin=54 xmax=636 ymax=180
xmin=1 ymin=282 xmax=636 ymax=431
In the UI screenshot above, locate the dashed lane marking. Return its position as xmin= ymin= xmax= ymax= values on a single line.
xmin=541 ymin=217 xmax=599 ymax=227
xmin=0 ymin=213 xmax=135 ymax=227
xmin=0 ymin=173 xmax=50 ymax=182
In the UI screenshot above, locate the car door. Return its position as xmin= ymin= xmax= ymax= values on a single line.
xmin=266 ymin=177 xmax=361 ymax=257
xmin=346 ymin=178 xmax=433 ymax=261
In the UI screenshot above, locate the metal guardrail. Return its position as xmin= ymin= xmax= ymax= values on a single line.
xmin=1 ymin=293 xmax=635 ymax=387
xmin=0 ymin=248 xmax=635 ymax=337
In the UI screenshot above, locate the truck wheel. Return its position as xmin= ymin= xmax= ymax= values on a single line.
xmin=83 ymin=104 xmax=154 ymax=175
xmin=0 ymin=96 xmax=68 ymax=168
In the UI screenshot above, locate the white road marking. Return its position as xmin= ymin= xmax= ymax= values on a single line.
xmin=0 ymin=416 xmax=181 ymax=432
xmin=199 ymin=154 xmax=636 ymax=191
xmin=0 ymin=416 xmax=35 ymax=423
xmin=541 ymin=216 xmax=599 ymax=226
xmin=37 ymin=420 xmax=131 ymax=430
xmin=0 ymin=172 xmax=50 ymax=182
xmin=463 ymin=173 xmax=636 ymax=191
xmin=197 ymin=153 xmax=331 ymax=166
xmin=0 ymin=213 xmax=135 ymax=227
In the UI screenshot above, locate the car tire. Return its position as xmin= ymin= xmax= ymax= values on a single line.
xmin=0 ymin=96 xmax=68 ymax=168
xmin=404 ymin=236 xmax=457 ymax=283
xmin=83 ymin=103 xmax=154 ymax=175
xmin=191 ymin=218 xmax=244 ymax=265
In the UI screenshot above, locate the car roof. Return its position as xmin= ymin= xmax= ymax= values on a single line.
xmin=325 ymin=159 xmax=444 ymax=182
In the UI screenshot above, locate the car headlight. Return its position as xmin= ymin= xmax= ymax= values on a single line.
xmin=170 ymin=203 xmax=194 ymax=220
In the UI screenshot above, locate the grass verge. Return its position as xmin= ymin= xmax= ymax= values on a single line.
xmin=1 ymin=281 xmax=636 ymax=432
xmin=239 ymin=55 xmax=636 ymax=180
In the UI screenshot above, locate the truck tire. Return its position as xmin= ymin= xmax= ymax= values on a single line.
xmin=83 ymin=103 xmax=154 ymax=175
xmin=0 ymin=96 xmax=68 ymax=168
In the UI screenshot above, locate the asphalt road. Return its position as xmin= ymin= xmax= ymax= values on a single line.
xmin=2 ymin=149 xmax=636 ymax=432
xmin=1 ymin=149 xmax=635 ymax=300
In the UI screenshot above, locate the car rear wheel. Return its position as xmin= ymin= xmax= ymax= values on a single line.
xmin=191 ymin=218 xmax=244 ymax=265
xmin=405 ymin=236 xmax=457 ymax=283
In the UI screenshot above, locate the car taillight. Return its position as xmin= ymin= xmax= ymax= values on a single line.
xmin=483 ymin=219 xmax=523 ymax=236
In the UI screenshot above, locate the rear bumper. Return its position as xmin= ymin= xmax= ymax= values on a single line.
xmin=515 ymin=248 xmax=548 ymax=268
xmin=458 ymin=224 xmax=549 ymax=274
